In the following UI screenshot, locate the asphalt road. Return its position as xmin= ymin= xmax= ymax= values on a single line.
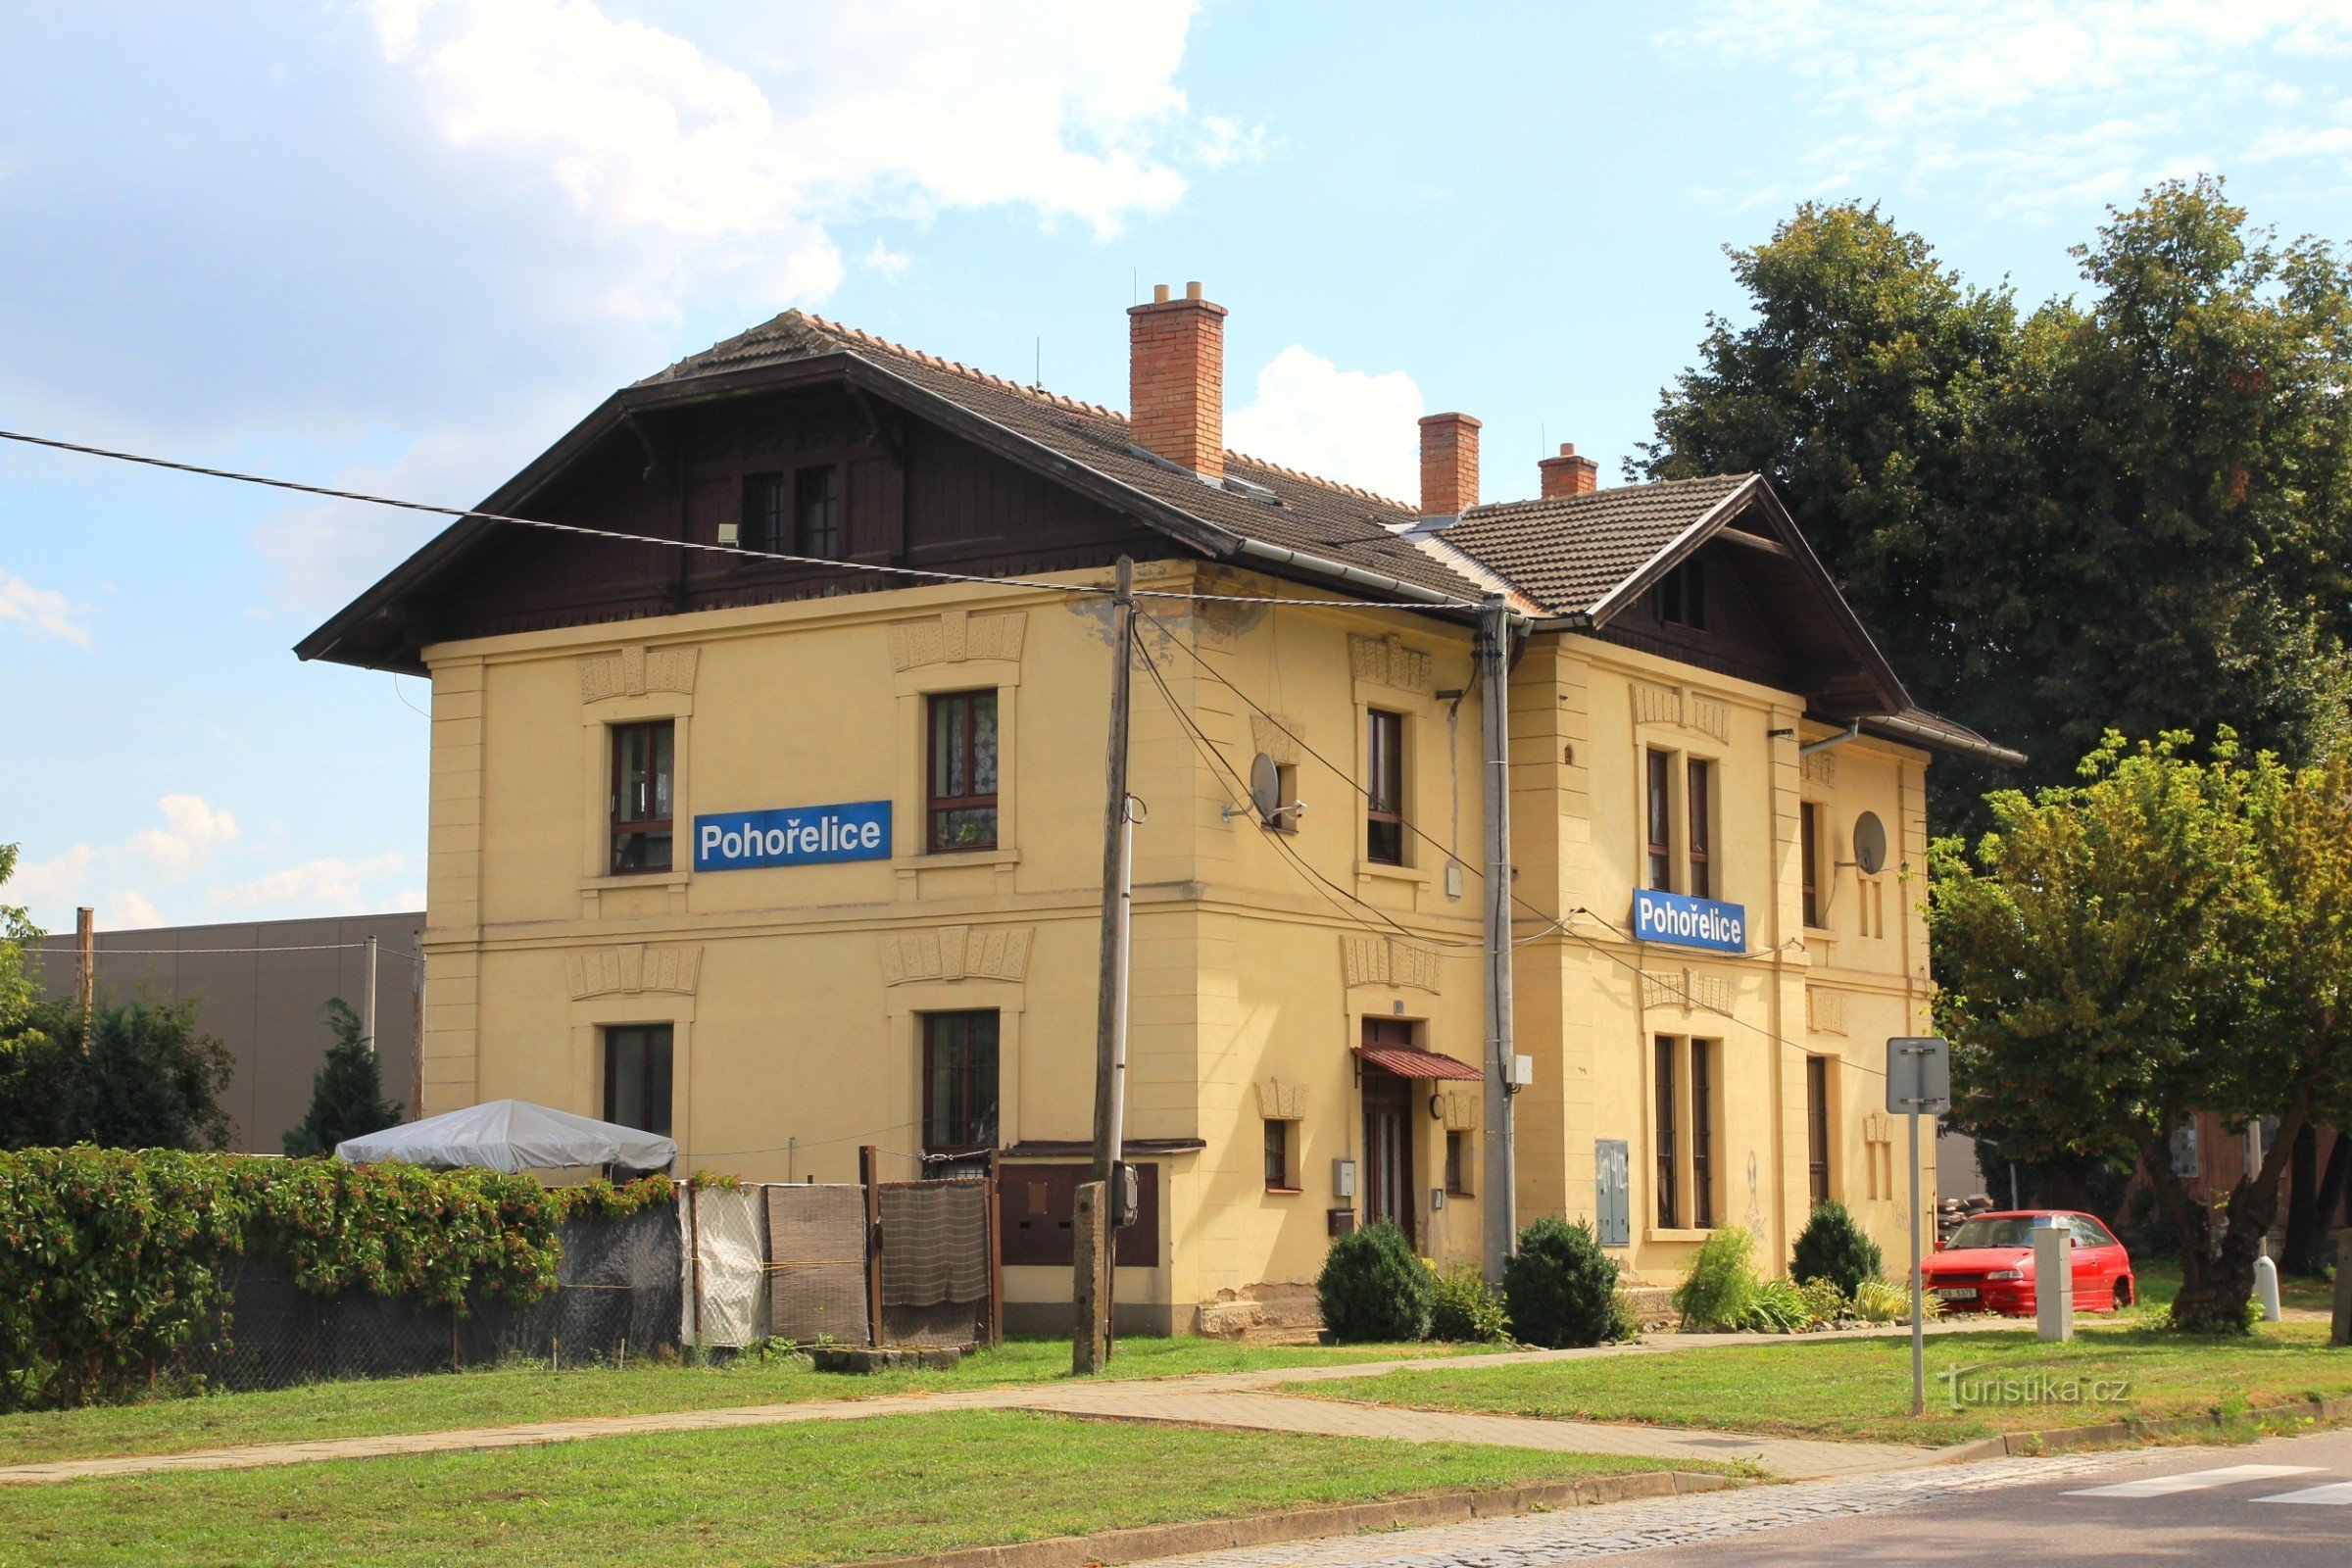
xmin=1631 ymin=1427 xmax=2352 ymax=1566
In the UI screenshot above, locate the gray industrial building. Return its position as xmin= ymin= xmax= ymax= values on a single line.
xmin=32 ymin=912 xmax=422 ymax=1153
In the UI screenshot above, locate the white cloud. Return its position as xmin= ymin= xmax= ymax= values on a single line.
xmin=11 ymin=794 xmax=237 ymax=926
xmin=207 ymin=854 xmax=408 ymax=916
xmin=1225 ymin=346 xmax=1425 ymax=505
xmin=1674 ymin=1 xmax=2352 ymax=198
xmin=0 ymin=568 xmax=95 ymax=648
xmin=365 ymin=0 xmax=1207 ymax=318
xmin=126 ymin=795 xmax=239 ymax=872
xmin=103 ymin=891 xmax=160 ymax=930
xmin=860 ymin=239 xmax=912 ymax=281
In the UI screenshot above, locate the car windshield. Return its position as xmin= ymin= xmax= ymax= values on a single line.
xmin=1947 ymin=1217 xmax=2045 ymax=1250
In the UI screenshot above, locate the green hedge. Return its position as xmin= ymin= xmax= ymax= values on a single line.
xmin=0 ymin=1147 xmax=674 ymax=1410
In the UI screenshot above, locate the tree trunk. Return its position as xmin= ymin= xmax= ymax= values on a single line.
xmin=2281 ymin=1122 xmax=2325 ymax=1277
xmin=2169 ymin=1092 xmax=2313 ymax=1333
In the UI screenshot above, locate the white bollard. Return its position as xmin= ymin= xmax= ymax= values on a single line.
xmin=2034 ymin=1227 xmax=2075 ymax=1343
xmin=2255 ymin=1252 xmax=2283 ymax=1322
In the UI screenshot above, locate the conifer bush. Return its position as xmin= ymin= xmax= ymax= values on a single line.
xmin=1501 ymin=1215 xmax=1624 ymax=1348
xmin=283 ymin=999 xmax=403 ymax=1157
xmin=1789 ymin=1200 xmax=1883 ymax=1299
xmin=1314 ymin=1221 xmax=1434 ymax=1342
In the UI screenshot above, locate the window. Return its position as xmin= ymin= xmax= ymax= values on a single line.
xmin=1366 ymin=710 xmax=1404 ymax=864
xmin=1263 ymin=1120 xmax=1294 ymax=1191
xmin=1659 ymin=560 xmax=1706 ymax=629
xmin=794 ymin=466 xmax=842 ymax=558
xmin=1800 ymin=803 xmax=1822 ymax=928
xmin=744 ymin=472 xmax=787 ymax=553
xmin=1654 ymin=1036 xmax=1678 ymax=1228
xmin=2169 ymin=1122 xmax=2201 ymax=1178
xmin=1806 ymin=1054 xmax=1832 ymax=1205
xmin=1690 ymin=1039 xmax=1716 ymax=1229
xmin=927 ymin=691 xmax=999 ymax=852
xmin=603 ymin=1024 xmax=673 ymax=1138
xmin=1446 ymin=1130 xmax=1472 ymax=1196
xmin=610 ymin=720 xmax=675 ymax=874
xmin=921 ymin=1011 xmax=1000 ymax=1154
xmin=1687 ymin=759 xmax=1712 ymax=899
xmin=1645 ymin=750 xmax=1673 ymax=891
xmin=2070 ymin=1215 xmax=2120 ymax=1249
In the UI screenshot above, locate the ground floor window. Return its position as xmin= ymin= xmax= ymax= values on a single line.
xmin=1653 ymin=1036 xmax=1678 ymax=1228
xmin=603 ymin=1024 xmax=673 ymax=1138
xmin=922 ymin=1011 xmax=1000 ymax=1156
xmin=1806 ymin=1054 xmax=1833 ymax=1205
xmin=1263 ymin=1119 xmax=1295 ymax=1191
xmin=1445 ymin=1130 xmax=1472 ymax=1196
xmin=1690 ymin=1039 xmax=1716 ymax=1229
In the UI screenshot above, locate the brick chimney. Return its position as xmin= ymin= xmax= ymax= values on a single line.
xmin=1128 ymin=281 xmax=1227 ymax=479
xmin=1539 ymin=442 xmax=1599 ymax=499
xmin=1418 ymin=413 xmax=1480 ymax=516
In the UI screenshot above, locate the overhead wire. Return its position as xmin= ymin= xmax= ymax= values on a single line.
xmin=0 ymin=427 xmax=1480 ymax=612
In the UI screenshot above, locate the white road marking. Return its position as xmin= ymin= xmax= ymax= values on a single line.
xmin=2255 ymin=1481 xmax=2352 ymax=1506
xmin=2064 ymin=1463 xmax=2324 ymax=1498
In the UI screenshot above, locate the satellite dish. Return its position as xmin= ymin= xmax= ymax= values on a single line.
xmin=1853 ymin=810 xmax=1887 ymax=875
xmin=1249 ymin=754 xmax=1281 ymax=821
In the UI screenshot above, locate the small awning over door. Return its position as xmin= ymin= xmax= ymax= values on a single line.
xmin=1352 ymin=1045 xmax=1483 ymax=1081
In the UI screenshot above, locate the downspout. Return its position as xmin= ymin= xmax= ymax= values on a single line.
xmin=1800 ymin=720 xmax=1860 ymax=758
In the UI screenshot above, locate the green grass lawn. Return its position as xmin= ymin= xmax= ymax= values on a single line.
xmin=0 ymin=1408 xmax=1710 ymax=1568
xmin=0 ymin=1336 xmax=1487 ymax=1469
xmin=2130 ymin=1261 xmax=2338 ymax=1317
xmin=1310 ymin=1321 xmax=2352 ymax=1448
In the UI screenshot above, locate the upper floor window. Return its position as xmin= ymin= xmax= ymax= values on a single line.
xmin=1366 ymin=709 xmax=1405 ymax=865
xmin=1687 ymin=759 xmax=1713 ymax=899
xmin=922 ymin=1010 xmax=1000 ymax=1155
xmin=610 ymin=719 xmax=674 ymax=874
xmin=1659 ymin=559 xmax=1706 ymax=630
xmin=1800 ymin=802 xmax=1823 ymax=927
xmin=1645 ymin=749 xmax=1673 ymax=891
xmin=928 ymin=690 xmax=999 ymax=852
xmin=743 ymin=466 xmax=845 ymax=559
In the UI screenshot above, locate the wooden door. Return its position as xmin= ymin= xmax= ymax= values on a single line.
xmin=1360 ymin=1062 xmax=1416 ymax=1249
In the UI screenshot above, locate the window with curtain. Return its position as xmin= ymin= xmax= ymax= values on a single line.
xmin=921 ymin=1011 xmax=1000 ymax=1154
xmin=610 ymin=720 xmax=674 ymax=874
xmin=1366 ymin=709 xmax=1404 ymax=864
xmin=927 ymin=691 xmax=999 ymax=851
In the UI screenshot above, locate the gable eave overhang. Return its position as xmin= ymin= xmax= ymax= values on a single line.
xmin=299 ymin=350 xmax=1480 ymax=671
xmin=1544 ymin=476 xmax=1911 ymax=716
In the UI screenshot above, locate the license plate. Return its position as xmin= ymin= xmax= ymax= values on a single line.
xmin=1935 ymin=1287 xmax=1979 ymax=1300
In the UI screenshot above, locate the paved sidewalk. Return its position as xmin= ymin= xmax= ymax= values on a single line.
xmin=0 ymin=1317 xmax=2019 ymax=1490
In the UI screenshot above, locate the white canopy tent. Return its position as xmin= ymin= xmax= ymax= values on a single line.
xmin=335 ymin=1099 xmax=676 ymax=1174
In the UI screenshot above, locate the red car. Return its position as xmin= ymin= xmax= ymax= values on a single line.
xmin=1919 ymin=1210 xmax=2135 ymax=1315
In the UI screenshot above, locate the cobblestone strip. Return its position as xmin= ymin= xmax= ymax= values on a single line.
xmin=1144 ymin=1452 xmax=2150 ymax=1567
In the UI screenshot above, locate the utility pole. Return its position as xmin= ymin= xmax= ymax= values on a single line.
xmin=74 ymin=906 xmax=95 ymax=1035
xmin=1077 ymin=556 xmax=1137 ymax=1374
xmin=362 ymin=935 xmax=379 ymax=1054
xmin=1478 ymin=595 xmax=1518 ymax=1281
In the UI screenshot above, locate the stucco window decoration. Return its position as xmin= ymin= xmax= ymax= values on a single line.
xmin=1863 ymin=1111 xmax=1895 ymax=1146
xmin=1807 ymin=987 xmax=1850 ymax=1035
xmin=1250 ymin=713 xmax=1304 ymax=764
xmin=1631 ymin=680 xmax=1731 ymax=744
xmin=567 ymin=944 xmax=703 ymax=1000
xmin=1802 ymin=749 xmax=1838 ymax=786
xmin=1254 ymin=1079 xmax=1307 ymax=1120
xmin=879 ymin=925 xmax=1034 ymax=986
xmin=1639 ymin=966 xmax=1735 ymax=1014
xmin=578 ymin=646 xmax=700 ymax=704
xmin=1340 ymin=934 xmax=1442 ymax=993
xmin=1348 ymin=634 xmax=1433 ymax=694
xmin=889 ymin=610 xmax=1027 ymax=670
xmin=1437 ymin=1089 xmax=1479 ymax=1132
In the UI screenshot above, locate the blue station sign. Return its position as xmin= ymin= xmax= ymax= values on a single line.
xmin=695 ymin=802 xmax=892 ymax=871
xmin=1631 ymin=888 xmax=1748 ymax=955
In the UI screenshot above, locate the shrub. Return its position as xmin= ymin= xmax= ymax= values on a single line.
xmin=1502 ymin=1215 xmax=1625 ymax=1348
xmin=1794 ymin=1276 xmax=1847 ymax=1323
xmin=1672 ymin=1225 xmax=1762 ymax=1330
xmin=282 ymin=1000 xmax=403 ymax=1158
xmin=1851 ymin=1276 xmax=1910 ymax=1323
xmin=1741 ymin=1277 xmax=1816 ymax=1332
xmin=1315 ymin=1221 xmax=1434 ymax=1342
xmin=1789 ymin=1200 xmax=1883 ymax=1298
xmin=1609 ymin=1288 xmax=1646 ymax=1342
xmin=1428 ymin=1260 xmax=1511 ymax=1343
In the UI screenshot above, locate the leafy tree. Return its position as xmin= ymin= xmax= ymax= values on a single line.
xmin=1931 ymin=733 xmax=2352 ymax=1331
xmin=0 ymin=998 xmax=233 ymax=1152
xmin=1642 ymin=179 xmax=2352 ymax=831
xmin=0 ymin=844 xmax=42 ymax=1042
xmin=283 ymin=998 xmax=403 ymax=1157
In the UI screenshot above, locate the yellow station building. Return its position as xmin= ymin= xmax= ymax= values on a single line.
xmin=304 ymin=287 xmax=2017 ymax=1333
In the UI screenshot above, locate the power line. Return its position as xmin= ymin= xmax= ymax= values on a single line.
xmin=32 ymin=940 xmax=419 ymax=958
xmin=0 ymin=427 xmax=1478 ymax=612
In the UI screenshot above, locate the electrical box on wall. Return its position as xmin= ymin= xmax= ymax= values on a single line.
xmin=1429 ymin=1187 xmax=1446 ymax=1211
xmin=1509 ymin=1054 xmax=1535 ymax=1086
xmin=1332 ymin=1157 xmax=1357 ymax=1199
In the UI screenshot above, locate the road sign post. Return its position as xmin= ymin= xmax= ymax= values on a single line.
xmin=1886 ymin=1037 xmax=1951 ymax=1418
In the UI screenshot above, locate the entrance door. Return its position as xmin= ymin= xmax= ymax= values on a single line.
xmin=1360 ymin=1060 xmax=1416 ymax=1248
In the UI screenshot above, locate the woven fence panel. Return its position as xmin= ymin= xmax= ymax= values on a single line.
xmin=765 ymin=1184 xmax=870 ymax=1346
xmin=878 ymin=1178 xmax=990 ymax=1347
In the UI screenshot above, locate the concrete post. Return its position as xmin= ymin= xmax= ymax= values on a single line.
xmin=2034 ymin=1226 xmax=2074 ymax=1342
xmin=2254 ymin=1253 xmax=2283 ymax=1323
xmin=1072 ymin=1181 xmax=1109 ymax=1374
xmin=2331 ymin=1229 xmax=2352 ymax=1348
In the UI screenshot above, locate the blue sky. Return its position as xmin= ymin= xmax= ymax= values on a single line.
xmin=6 ymin=0 xmax=2351 ymax=932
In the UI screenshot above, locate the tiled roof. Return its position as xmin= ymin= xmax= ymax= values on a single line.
xmin=1443 ymin=474 xmax=1757 ymax=618
xmin=640 ymin=312 xmax=1484 ymax=604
